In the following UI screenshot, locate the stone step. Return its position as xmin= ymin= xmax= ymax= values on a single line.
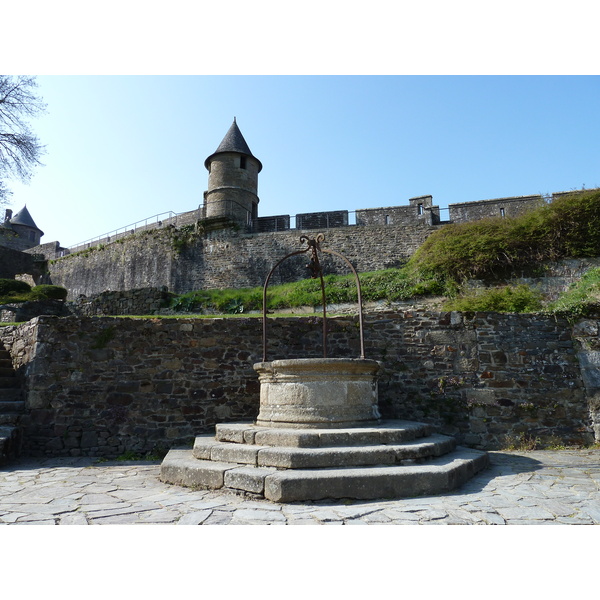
xmin=0 ymin=377 xmax=19 ymax=389
xmin=263 ymin=448 xmax=490 ymax=502
xmin=0 ymin=426 xmax=21 ymax=466
xmin=160 ymin=446 xmax=489 ymax=502
xmin=0 ymin=389 xmax=22 ymax=402
xmin=215 ymin=420 xmax=433 ymax=448
xmin=0 ymin=367 xmax=16 ymax=378
xmin=0 ymin=413 xmax=22 ymax=426
xmin=0 ymin=400 xmax=25 ymax=413
xmin=192 ymin=433 xmax=456 ymax=469
xmin=0 ymin=358 xmax=13 ymax=368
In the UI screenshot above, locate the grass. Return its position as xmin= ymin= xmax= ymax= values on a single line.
xmin=442 ymin=284 xmax=545 ymax=313
xmin=167 ymin=268 xmax=445 ymax=315
xmin=544 ymin=266 xmax=600 ymax=320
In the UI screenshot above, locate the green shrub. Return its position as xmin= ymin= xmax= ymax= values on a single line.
xmin=406 ymin=189 xmax=600 ymax=284
xmin=29 ymin=285 xmax=68 ymax=301
xmin=0 ymin=279 xmax=32 ymax=296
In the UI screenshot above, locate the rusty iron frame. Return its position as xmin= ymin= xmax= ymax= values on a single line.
xmin=262 ymin=233 xmax=365 ymax=361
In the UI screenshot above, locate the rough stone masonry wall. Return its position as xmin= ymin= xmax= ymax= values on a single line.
xmin=46 ymin=223 xmax=437 ymax=299
xmin=46 ymin=229 xmax=174 ymax=299
xmin=0 ymin=246 xmax=37 ymax=279
xmin=0 ymin=310 xmax=595 ymax=458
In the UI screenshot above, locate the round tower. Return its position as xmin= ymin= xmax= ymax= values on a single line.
xmin=1 ymin=205 xmax=44 ymax=250
xmin=203 ymin=118 xmax=262 ymax=229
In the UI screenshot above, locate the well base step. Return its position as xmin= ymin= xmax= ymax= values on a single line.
xmin=160 ymin=418 xmax=489 ymax=502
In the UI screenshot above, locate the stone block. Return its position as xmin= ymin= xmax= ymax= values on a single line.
xmin=253 ymin=428 xmax=321 ymax=448
xmin=223 ymin=466 xmax=276 ymax=494
xmin=80 ymin=431 xmax=97 ymax=448
xmin=160 ymin=449 xmax=231 ymax=489
xmin=215 ymin=423 xmax=254 ymax=444
xmin=192 ymin=434 xmax=220 ymax=459
xmin=256 ymin=446 xmax=397 ymax=469
xmin=210 ymin=442 xmax=264 ymax=465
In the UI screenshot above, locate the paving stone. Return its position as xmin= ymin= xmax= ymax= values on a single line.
xmin=177 ymin=510 xmax=213 ymax=525
xmin=556 ymin=515 xmax=594 ymax=524
xmin=287 ymin=517 xmax=321 ymax=525
xmin=59 ymin=512 xmax=89 ymax=525
xmin=473 ymin=511 xmax=506 ymax=525
xmin=0 ymin=512 xmax=27 ymax=523
xmin=357 ymin=511 xmax=392 ymax=523
xmin=79 ymin=493 xmax=123 ymax=505
xmin=232 ymin=508 xmax=286 ymax=522
xmin=495 ymin=505 xmax=555 ymax=521
xmin=381 ymin=509 xmax=422 ymax=521
xmin=202 ymin=511 xmax=234 ymax=525
xmin=138 ymin=509 xmax=182 ymax=523
xmin=330 ymin=506 xmax=383 ymax=519
xmin=576 ymin=504 xmax=600 ymax=523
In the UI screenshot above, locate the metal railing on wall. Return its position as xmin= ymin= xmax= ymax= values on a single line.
xmin=66 ymin=203 xmax=456 ymax=254
xmin=69 ymin=211 xmax=179 ymax=253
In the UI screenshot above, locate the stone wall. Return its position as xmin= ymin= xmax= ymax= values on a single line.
xmin=449 ymin=195 xmax=544 ymax=222
xmin=46 ymin=229 xmax=174 ymax=299
xmin=68 ymin=287 xmax=172 ymax=317
xmin=357 ymin=196 xmax=441 ymax=227
xmin=0 ymin=311 xmax=595 ymax=458
xmin=45 ymin=223 xmax=437 ymax=299
xmin=0 ymin=246 xmax=37 ymax=279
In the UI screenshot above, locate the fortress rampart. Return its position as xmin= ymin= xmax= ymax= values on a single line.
xmin=35 ymin=188 xmax=586 ymax=300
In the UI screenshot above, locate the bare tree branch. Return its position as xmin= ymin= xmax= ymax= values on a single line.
xmin=0 ymin=75 xmax=46 ymax=205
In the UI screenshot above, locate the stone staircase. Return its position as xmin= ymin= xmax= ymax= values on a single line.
xmin=160 ymin=420 xmax=489 ymax=502
xmin=0 ymin=343 xmax=25 ymax=466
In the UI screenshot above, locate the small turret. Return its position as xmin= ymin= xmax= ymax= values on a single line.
xmin=0 ymin=205 xmax=44 ymax=249
xmin=203 ymin=118 xmax=262 ymax=229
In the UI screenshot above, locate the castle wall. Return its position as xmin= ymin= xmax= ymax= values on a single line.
xmin=449 ymin=195 xmax=544 ymax=222
xmin=46 ymin=222 xmax=438 ymax=299
xmin=0 ymin=246 xmax=37 ymax=279
xmin=0 ymin=311 xmax=594 ymax=458
xmin=46 ymin=229 xmax=174 ymax=299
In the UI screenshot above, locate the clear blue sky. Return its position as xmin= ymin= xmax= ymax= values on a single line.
xmin=3 ymin=4 xmax=599 ymax=248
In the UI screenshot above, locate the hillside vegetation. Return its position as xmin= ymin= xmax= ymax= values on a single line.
xmin=169 ymin=190 xmax=600 ymax=317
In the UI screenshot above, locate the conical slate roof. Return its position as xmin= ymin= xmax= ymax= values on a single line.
xmin=7 ymin=205 xmax=43 ymax=234
xmin=204 ymin=118 xmax=262 ymax=172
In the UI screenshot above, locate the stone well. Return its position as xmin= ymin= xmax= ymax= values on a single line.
xmin=253 ymin=358 xmax=381 ymax=429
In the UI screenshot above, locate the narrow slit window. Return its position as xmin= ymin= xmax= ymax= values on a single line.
xmin=418 ymin=204 xmax=424 ymax=215
xmin=500 ymin=207 xmax=505 ymax=217
xmin=240 ymin=156 xmax=247 ymax=169
xmin=385 ymin=215 xmax=390 ymax=225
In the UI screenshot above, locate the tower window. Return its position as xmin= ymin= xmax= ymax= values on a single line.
xmin=500 ymin=207 xmax=505 ymax=217
xmin=240 ymin=156 xmax=247 ymax=169
xmin=418 ymin=204 xmax=424 ymax=215
xmin=385 ymin=215 xmax=391 ymax=225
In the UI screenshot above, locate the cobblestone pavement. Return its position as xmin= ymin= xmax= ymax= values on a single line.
xmin=1 ymin=450 xmax=599 ymax=525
